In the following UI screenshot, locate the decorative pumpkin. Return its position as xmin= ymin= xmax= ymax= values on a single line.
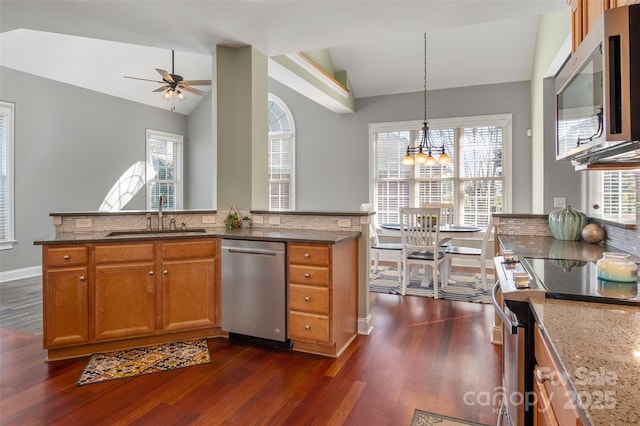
xmin=548 ymin=205 xmax=587 ymax=241
xmin=581 ymin=223 xmax=605 ymax=243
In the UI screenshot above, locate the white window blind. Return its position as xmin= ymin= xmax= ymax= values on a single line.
xmin=600 ymin=171 xmax=637 ymax=215
xmin=146 ymin=129 xmax=183 ymax=210
xmin=373 ymin=115 xmax=510 ymax=228
xmin=268 ymin=94 xmax=295 ymax=211
xmin=0 ymin=101 xmax=15 ymax=249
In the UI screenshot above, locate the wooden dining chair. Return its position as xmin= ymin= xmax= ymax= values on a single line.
xmin=399 ymin=207 xmax=449 ymax=298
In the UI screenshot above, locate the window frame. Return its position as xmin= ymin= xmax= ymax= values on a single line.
xmin=586 ymin=170 xmax=637 ymax=220
xmin=145 ymin=129 xmax=184 ymax=211
xmin=370 ymin=114 xmax=512 ymax=228
xmin=267 ymin=93 xmax=296 ymax=211
xmin=0 ymin=101 xmax=15 ymax=250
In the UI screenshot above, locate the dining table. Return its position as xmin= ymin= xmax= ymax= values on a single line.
xmin=380 ymin=223 xmax=482 ymax=238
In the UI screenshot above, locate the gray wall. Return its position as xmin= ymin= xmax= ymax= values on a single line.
xmin=185 ymin=91 xmax=215 ymax=209
xmin=0 ymin=67 xmax=187 ymax=272
xmin=268 ymin=77 xmax=534 ymax=213
xmin=542 ymin=77 xmax=581 ymax=212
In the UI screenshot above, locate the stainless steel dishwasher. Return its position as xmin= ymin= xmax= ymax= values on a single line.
xmin=221 ymin=239 xmax=291 ymax=348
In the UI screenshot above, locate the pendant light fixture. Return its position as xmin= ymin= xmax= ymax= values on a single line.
xmin=402 ymin=32 xmax=450 ymax=166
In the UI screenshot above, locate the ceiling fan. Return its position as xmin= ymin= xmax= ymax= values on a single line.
xmin=124 ymin=50 xmax=211 ymax=102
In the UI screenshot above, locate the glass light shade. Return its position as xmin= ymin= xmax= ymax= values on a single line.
xmin=437 ymin=151 xmax=451 ymax=165
xmin=415 ymin=151 xmax=428 ymax=164
xmin=402 ymin=154 xmax=415 ymax=166
xmin=164 ymin=89 xmax=175 ymax=101
xmin=176 ymin=90 xmax=186 ymax=102
xmin=425 ymin=153 xmax=436 ymax=165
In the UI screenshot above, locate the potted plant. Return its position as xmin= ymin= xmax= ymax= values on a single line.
xmin=240 ymin=215 xmax=252 ymax=229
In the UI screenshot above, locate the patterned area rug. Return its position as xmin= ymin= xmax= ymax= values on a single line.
xmin=370 ymin=266 xmax=493 ymax=304
xmin=411 ymin=409 xmax=489 ymax=426
xmin=77 ymin=339 xmax=211 ymax=386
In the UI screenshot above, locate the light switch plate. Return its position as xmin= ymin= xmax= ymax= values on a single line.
xmin=338 ymin=219 xmax=351 ymax=228
xmin=75 ymin=218 xmax=92 ymax=228
xmin=553 ymin=197 xmax=566 ymax=208
xmin=201 ymin=215 xmax=216 ymax=224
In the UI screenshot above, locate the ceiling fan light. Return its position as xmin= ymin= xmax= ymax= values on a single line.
xmin=163 ymin=88 xmax=175 ymax=101
xmin=176 ymin=90 xmax=186 ymax=101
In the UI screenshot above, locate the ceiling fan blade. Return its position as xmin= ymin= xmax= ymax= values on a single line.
xmin=179 ymin=84 xmax=207 ymax=96
xmin=156 ymin=68 xmax=174 ymax=83
xmin=181 ymin=79 xmax=212 ymax=86
xmin=152 ymin=85 xmax=170 ymax=93
xmin=124 ymin=76 xmax=165 ymax=84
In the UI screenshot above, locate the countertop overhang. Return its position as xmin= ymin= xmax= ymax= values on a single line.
xmin=34 ymin=227 xmax=361 ymax=245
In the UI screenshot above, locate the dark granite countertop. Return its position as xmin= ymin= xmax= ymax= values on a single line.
xmin=34 ymin=227 xmax=361 ymax=245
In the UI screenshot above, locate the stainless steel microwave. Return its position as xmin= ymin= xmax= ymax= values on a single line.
xmin=555 ymin=4 xmax=639 ymax=165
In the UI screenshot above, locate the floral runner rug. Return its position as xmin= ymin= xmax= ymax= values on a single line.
xmin=411 ymin=409 xmax=489 ymax=426
xmin=77 ymin=338 xmax=211 ymax=386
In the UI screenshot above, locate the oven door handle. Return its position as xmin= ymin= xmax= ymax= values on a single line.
xmin=492 ymin=282 xmax=524 ymax=335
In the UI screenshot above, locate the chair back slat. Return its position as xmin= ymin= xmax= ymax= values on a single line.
xmin=400 ymin=207 xmax=442 ymax=252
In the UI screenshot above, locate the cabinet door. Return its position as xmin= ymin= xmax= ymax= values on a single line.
xmin=160 ymin=258 xmax=217 ymax=332
xmin=94 ymin=262 xmax=156 ymax=340
xmin=43 ymin=267 xmax=89 ymax=347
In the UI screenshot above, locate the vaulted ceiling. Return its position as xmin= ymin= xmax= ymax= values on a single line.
xmin=0 ymin=0 xmax=570 ymax=115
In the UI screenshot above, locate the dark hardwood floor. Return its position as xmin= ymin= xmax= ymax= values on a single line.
xmin=0 ymin=276 xmax=502 ymax=425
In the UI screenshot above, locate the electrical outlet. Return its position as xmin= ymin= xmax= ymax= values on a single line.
xmin=338 ymin=219 xmax=351 ymax=228
xmin=269 ymin=216 xmax=280 ymax=225
xmin=75 ymin=218 xmax=92 ymax=228
xmin=553 ymin=197 xmax=566 ymax=208
xmin=201 ymin=215 xmax=216 ymax=224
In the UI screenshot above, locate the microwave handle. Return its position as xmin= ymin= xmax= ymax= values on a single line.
xmin=492 ymin=282 xmax=523 ymax=335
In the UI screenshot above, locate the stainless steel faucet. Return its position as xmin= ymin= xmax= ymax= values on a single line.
xmin=158 ymin=193 xmax=167 ymax=230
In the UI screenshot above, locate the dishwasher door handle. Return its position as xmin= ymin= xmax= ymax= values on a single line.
xmin=224 ymin=248 xmax=281 ymax=257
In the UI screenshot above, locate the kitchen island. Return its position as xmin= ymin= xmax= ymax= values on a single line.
xmin=35 ymin=210 xmax=364 ymax=361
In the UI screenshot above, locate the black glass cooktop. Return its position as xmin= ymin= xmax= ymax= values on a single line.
xmin=523 ymin=257 xmax=640 ymax=306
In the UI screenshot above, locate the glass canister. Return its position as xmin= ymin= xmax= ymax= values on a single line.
xmin=596 ymin=252 xmax=638 ymax=283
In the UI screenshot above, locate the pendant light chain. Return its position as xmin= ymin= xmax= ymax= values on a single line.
xmin=424 ymin=32 xmax=427 ymax=125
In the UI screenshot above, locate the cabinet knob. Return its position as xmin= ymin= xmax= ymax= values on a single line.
xmin=304 ymin=325 xmax=311 ymax=330
xmin=304 ymin=296 xmax=310 ymax=302
xmin=163 ymin=270 xmax=168 ymax=275
xmin=79 ymin=276 xmax=85 ymax=281
xmin=304 ymin=273 xmax=310 ymax=278
xmin=148 ymin=271 xmax=154 ymax=276
xmin=63 ymin=255 xmax=70 ymax=260
xmin=535 ymin=368 xmax=551 ymax=383
xmin=304 ymin=253 xmax=310 ymax=258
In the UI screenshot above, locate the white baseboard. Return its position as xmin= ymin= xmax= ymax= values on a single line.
xmin=0 ymin=266 xmax=42 ymax=283
xmin=358 ymin=314 xmax=373 ymax=335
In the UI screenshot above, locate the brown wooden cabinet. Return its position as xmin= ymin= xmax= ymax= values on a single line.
xmin=159 ymin=239 xmax=218 ymax=332
xmin=568 ymin=0 xmax=638 ymax=51
xmin=287 ymin=239 xmax=358 ymax=357
xmin=42 ymin=245 xmax=90 ymax=347
xmin=533 ymin=324 xmax=583 ymax=425
xmin=41 ymin=238 xmax=222 ymax=361
xmin=94 ymin=243 xmax=156 ymax=341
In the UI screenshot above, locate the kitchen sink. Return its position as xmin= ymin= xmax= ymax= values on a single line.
xmin=106 ymin=228 xmax=208 ymax=237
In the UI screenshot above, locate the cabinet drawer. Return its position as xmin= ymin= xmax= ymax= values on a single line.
xmin=288 ymin=244 xmax=330 ymax=266
xmin=289 ymin=312 xmax=330 ymax=343
xmin=289 ymin=265 xmax=329 ymax=286
xmin=534 ymin=325 xmax=581 ymax=425
xmin=94 ymin=243 xmax=155 ymax=264
xmin=290 ymin=284 xmax=329 ymax=314
xmin=161 ymin=239 xmax=216 ymax=260
xmin=46 ymin=246 xmax=88 ymax=267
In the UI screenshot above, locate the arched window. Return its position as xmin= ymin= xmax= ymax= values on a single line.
xmin=268 ymin=94 xmax=295 ymax=211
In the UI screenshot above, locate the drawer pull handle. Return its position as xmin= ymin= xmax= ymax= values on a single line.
xmin=79 ymin=276 xmax=85 ymax=281
xmin=304 ymin=253 xmax=310 ymax=258
xmin=63 ymin=255 xmax=70 ymax=260
xmin=304 ymin=296 xmax=310 ymax=302
xmin=304 ymin=325 xmax=311 ymax=330
xmin=535 ymin=369 xmax=551 ymax=383
xmin=148 ymin=271 xmax=154 ymax=276
xmin=163 ymin=270 xmax=168 ymax=275
xmin=304 ymin=273 xmax=310 ymax=278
